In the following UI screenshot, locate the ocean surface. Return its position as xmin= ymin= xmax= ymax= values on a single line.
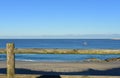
xmin=0 ymin=39 xmax=120 ymax=49
xmin=0 ymin=39 xmax=120 ymax=62
xmin=0 ymin=54 xmax=120 ymax=62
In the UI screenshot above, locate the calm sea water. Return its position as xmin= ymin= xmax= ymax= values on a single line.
xmin=0 ymin=54 xmax=120 ymax=62
xmin=0 ymin=39 xmax=120 ymax=49
xmin=0 ymin=39 xmax=120 ymax=62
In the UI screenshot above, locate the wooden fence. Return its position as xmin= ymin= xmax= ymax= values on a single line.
xmin=2 ymin=43 xmax=120 ymax=78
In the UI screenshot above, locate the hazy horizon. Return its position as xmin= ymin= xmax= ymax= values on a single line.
xmin=1 ymin=34 xmax=120 ymax=39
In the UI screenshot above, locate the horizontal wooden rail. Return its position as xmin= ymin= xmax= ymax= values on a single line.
xmin=0 ymin=48 xmax=120 ymax=54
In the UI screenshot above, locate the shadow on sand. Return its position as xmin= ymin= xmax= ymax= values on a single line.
xmin=0 ymin=67 xmax=120 ymax=76
xmin=37 ymin=75 xmax=61 ymax=78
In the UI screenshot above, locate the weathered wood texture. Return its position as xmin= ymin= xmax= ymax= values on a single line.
xmin=6 ymin=43 xmax=15 ymax=78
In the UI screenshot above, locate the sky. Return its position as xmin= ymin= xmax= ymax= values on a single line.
xmin=0 ymin=0 xmax=120 ymax=38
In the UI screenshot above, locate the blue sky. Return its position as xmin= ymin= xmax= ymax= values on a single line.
xmin=0 ymin=0 xmax=120 ymax=38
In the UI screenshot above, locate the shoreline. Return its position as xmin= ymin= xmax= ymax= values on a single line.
xmin=0 ymin=48 xmax=120 ymax=54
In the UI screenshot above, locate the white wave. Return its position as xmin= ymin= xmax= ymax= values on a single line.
xmin=15 ymin=59 xmax=37 ymax=62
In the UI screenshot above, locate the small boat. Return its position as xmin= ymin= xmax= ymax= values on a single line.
xmin=83 ymin=41 xmax=88 ymax=46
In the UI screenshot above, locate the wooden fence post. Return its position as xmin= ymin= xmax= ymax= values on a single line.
xmin=6 ymin=43 xmax=15 ymax=78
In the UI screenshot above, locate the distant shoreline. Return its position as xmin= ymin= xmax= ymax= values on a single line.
xmin=0 ymin=48 xmax=120 ymax=54
xmin=111 ymin=38 xmax=120 ymax=40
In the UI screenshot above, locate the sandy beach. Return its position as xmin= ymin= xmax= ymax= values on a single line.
xmin=0 ymin=61 xmax=120 ymax=76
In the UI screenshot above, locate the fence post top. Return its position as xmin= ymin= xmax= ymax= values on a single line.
xmin=6 ymin=43 xmax=14 ymax=47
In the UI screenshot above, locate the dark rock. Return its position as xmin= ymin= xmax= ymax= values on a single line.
xmin=105 ymin=57 xmax=120 ymax=62
xmin=83 ymin=58 xmax=103 ymax=62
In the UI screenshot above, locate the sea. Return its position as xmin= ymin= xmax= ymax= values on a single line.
xmin=0 ymin=39 xmax=120 ymax=62
xmin=0 ymin=39 xmax=120 ymax=49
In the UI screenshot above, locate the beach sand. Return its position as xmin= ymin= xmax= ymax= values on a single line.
xmin=0 ymin=61 xmax=120 ymax=75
